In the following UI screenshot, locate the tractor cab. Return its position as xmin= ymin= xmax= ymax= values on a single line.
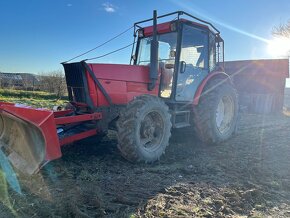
xmin=133 ymin=11 xmax=224 ymax=102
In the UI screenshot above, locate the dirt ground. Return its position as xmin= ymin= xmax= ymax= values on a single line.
xmin=1 ymin=112 xmax=290 ymax=218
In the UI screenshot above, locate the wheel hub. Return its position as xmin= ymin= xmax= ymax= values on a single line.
xmin=215 ymin=95 xmax=235 ymax=135
xmin=140 ymin=111 xmax=164 ymax=150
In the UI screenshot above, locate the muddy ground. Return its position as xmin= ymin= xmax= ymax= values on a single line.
xmin=1 ymin=113 xmax=290 ymax=218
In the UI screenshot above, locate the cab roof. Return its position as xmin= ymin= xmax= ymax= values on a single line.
xmin=134 ymin=11 xmax=220 ymax=36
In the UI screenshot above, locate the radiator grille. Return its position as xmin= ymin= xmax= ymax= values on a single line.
xmin=63 ymin=62 xmax=87 ymax=103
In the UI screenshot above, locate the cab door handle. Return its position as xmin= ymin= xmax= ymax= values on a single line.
xmin=180 ymin=61 xmax=186 ymax=73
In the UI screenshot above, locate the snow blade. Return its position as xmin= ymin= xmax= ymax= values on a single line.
xmin=0 ymin=103 xmax=61 ymax=175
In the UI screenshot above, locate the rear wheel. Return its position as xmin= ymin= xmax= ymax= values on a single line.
xmin=117 ymin=95 xmax=171 ymax=162
xmin=193 ymin=78 xmax=238 ymax=144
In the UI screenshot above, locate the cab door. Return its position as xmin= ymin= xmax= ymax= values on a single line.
xmin=175 ymin=24 xmax=209 ymax=101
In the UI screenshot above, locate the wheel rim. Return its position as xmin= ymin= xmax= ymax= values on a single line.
xmin=140 ymin=111 xmax=165 ymax=151
xmin=215 ymin=95 xmax=235 ymax=135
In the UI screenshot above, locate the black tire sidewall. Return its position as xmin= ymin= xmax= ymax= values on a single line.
xmin=117 ymin=95 xmax=172 ymax=163
xmin=134 ymin=105 xmax=171 ymax=161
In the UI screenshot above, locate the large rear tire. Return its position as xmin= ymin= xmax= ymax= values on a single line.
xmin=193 ymin=78 xmax=238 ymax=144
xmin=117 ymin=95 xmax=172 ymax=163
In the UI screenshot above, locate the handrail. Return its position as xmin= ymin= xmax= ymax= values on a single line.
xmin=134 ymin=11 xmax=220 ymax=35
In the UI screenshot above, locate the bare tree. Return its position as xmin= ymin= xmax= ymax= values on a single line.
xmin=273 ymin=20 xmax=290 ymax=38
xmin=0 ymin=77 xmax=3 ymax=88
xmin=38 ymin=70 xmax=67 ymax=98
xmin=21 ymin=74 xmax=33 ymax=91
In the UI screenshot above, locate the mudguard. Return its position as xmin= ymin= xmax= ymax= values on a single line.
xmin=193 ymin=71 xmax=231 ymax=105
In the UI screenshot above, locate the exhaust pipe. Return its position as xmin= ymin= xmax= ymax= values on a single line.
xmin=148 ymin=10 xmax=159 ymax=91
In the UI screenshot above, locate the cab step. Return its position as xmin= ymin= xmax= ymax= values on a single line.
xmin=171 ymin=110 xmax=191 ymax=128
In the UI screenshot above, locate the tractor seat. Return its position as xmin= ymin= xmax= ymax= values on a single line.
xmin=159 ymin=62 xmax=174 ymax=98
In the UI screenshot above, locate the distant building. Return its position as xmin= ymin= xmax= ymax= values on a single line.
xmin=225 ymin=59 xmax=289 ymax=114
xmin=0 ymin=72 xmax=22 ymax=87
xmin=0 ymin=72 xmax=40 ymax=90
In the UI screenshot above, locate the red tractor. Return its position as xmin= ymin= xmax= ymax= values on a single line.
xmin=0 ymin=11 xmax=238 ymax=174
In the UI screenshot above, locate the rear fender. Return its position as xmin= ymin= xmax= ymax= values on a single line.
xmin=193 ymin=71 xmax=231 ymax=105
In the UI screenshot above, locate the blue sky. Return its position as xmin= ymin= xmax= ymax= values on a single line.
xmin=0 ymin=0 xmax=289 ymax=73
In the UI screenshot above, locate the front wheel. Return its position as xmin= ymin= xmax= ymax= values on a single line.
xmin=116 ymin=95 xmax=172 ymax=163
xmin=193 ymin=78 xmax=238 ymax=144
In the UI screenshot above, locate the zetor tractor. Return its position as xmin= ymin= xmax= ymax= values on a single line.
xmin=0 ymin=11 xmax=238 ymax=175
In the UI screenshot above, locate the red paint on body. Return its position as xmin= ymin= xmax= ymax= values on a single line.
xmin=0 ymin=103 xmax=61 ymax=161
xmin=85 ymin=63 xmax=159 ymax=106
xmin=143 ymin=22 xmax=172 ymax=36
xmin=59 ymin=129 xmax=98 ymax=146
xmin=55 ymin=112 xmax=102 ymax=125
xmin=142 ymin=19 xmax=210 ymax=37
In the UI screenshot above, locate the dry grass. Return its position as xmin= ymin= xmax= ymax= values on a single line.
xmin=0 ymin=89 xmax=68 ymax=109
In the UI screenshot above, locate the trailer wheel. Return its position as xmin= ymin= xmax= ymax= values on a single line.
xmin=117 ymin=95 xmax=171 ymax=163
xmin=193 ymin=78 xmax=238 ymax=144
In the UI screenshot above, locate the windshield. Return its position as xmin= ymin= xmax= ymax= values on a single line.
xmin=136 ymin=32 xmax=177 ymax=65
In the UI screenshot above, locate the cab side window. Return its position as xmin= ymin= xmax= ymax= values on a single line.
xmin=209 ymin=33 xmax=216 ymax=71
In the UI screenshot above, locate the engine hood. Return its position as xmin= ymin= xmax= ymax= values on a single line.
xmin=87 ymin=63 xmax=152 ymax=83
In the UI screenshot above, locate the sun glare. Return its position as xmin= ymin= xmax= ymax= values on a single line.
xmin=267 ymin=37 xmax=290 ymax=57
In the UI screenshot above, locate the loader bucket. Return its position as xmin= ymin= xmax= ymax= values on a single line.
xmin=0 ymin=103 xmax=61 ymax=175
